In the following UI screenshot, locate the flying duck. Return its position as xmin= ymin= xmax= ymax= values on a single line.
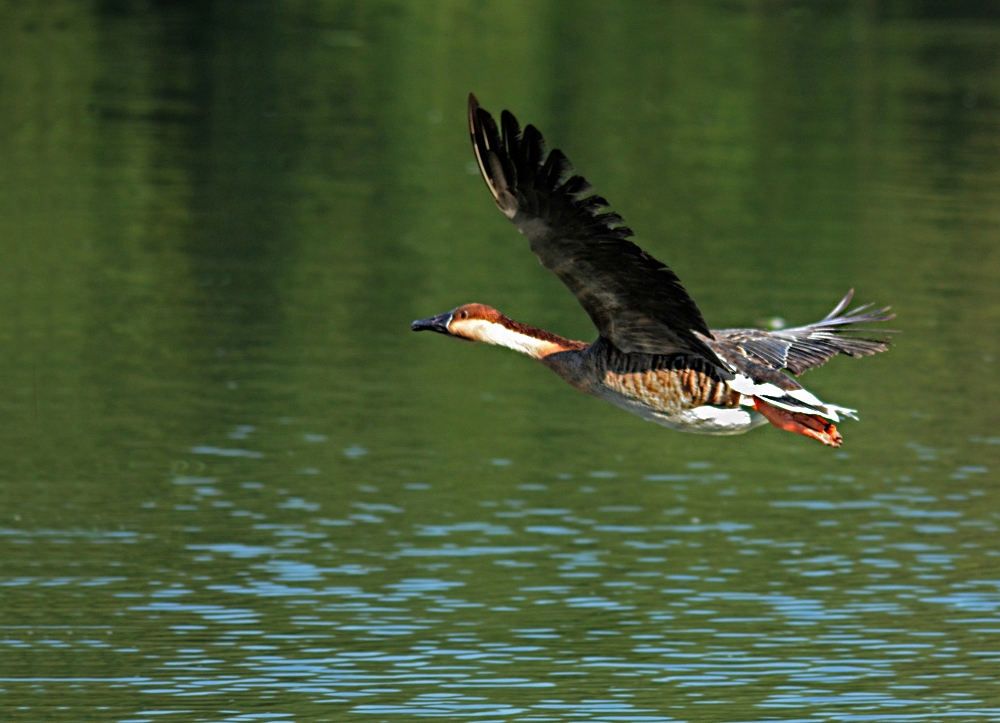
xmin=412 ymin=94 xmax=895 ymax=447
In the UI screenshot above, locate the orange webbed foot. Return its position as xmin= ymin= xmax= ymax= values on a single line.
xmin=753 ymin=397 xmax=843 ymax=447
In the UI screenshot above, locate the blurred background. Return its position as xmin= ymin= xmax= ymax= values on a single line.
xmin=1 ymin=1 xmax=998 ymax=721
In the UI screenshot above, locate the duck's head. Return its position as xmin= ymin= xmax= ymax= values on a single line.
xmin=410 ymin=303 xmax=502 ymax=342
xmin=412 ymin=303 xmax=581 ymax=358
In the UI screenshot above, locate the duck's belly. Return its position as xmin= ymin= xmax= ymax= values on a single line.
xmin=598 ymin=391 xmax=768 ymax=435
xmin=644 ymin=405 xmax=768 ymax=435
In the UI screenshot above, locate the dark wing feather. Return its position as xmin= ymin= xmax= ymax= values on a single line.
xmin=468 ymin=94 xmax=718 ymax=361
xmin=710 ymin=290 xmax=897 ymax=376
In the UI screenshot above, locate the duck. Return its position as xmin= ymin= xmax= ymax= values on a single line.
xmin=412 ymin=94 xmax=896 ymax=447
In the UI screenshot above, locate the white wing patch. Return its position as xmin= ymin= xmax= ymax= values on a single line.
xmin=730 ymin=374 xmax=856 ymax=422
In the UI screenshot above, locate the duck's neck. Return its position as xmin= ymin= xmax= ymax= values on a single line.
xmin=469 ymin=318 xmax=587 ymax=360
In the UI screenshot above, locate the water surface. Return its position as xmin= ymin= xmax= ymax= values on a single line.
xmin=1 ymin=2 xmax=999 ymax=721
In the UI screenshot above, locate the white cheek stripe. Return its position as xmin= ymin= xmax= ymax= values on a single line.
xmin=458 ymin=319 xmax=559 ymax=358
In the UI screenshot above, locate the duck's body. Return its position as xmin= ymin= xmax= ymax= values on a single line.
xmin=542 ymin=337 xmax=748 ymax=433
xmin=412 ymin=95 xmax=895 ymax=447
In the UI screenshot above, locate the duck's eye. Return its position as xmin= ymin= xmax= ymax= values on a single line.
xmin=458 ymin=310 xmax=468 ymax=319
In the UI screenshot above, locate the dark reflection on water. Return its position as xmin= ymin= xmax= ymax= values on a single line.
xmin=2 ymin=1 xmax=1000 ymax=722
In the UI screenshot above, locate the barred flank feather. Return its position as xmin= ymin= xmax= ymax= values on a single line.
xmin=590 ymin=338 xmax=739 ymax=413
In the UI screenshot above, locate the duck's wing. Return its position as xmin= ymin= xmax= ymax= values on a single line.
xmin=468 ymin=93 xmax=718 ymax=361
xmin=710 ymin=290 xmax=897 ymax=376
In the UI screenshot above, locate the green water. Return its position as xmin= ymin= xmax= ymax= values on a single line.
xmin=2 ymin=2 xmax=999 ymax=721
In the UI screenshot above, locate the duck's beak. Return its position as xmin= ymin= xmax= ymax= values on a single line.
xmin=411 ymin=312 xmax=452 ymax=335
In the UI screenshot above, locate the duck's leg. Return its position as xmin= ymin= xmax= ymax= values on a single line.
xmin=752 ymin=397 xmax=843 ymax=447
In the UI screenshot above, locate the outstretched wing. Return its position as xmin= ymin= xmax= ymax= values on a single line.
xmin=468 ymin=93 xmax=719 ymax=362
xmin=710 ymin=290 xmax=897 ymax=376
